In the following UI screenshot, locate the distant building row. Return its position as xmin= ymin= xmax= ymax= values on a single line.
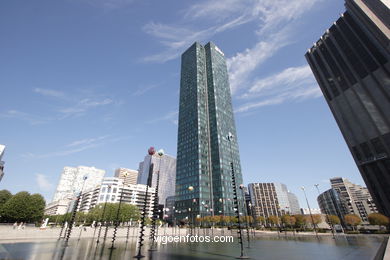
xmin=45 ymin=151 xmax=176 ymax=216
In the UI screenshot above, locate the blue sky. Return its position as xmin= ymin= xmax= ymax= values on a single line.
xmin=0 ymin=0 xmax=363 ymax=209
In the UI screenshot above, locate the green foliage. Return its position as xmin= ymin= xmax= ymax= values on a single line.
xmin=368 ymin=213 xmax=389 ymax=227
xmin=0 ymin=190 xmax=12 ymax=209
xmin=327 ymin=215 xmax=340 ymax=225
xmin=0 ymin=191 xmax=46 ymax=223
xmin=88 ymin=203 xmax=140 ymax=222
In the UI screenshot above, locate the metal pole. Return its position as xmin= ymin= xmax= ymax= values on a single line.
xmin=301 ymin=186 xmax=319 ymax=239
xmin=228 ymin=133 xmax=249 ymax=259
xmin=97 ymin=185 xmax=111 ymax=244
xmin=110 ymin=177 xmax=127 ymax=249
xmin=149 ymin=149 xmax=164 ymax=251
xmin=65 ymin=175 xmax=88 ymax=246
xmin=134 ymin=147 xmax=155 ymax=259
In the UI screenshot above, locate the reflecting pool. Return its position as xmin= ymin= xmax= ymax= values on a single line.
xmin=0 ymin=235 xmax=384 ymax=260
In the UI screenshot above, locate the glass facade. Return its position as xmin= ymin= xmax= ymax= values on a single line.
xmin=175 ymin=42 xmax=244 ymax=220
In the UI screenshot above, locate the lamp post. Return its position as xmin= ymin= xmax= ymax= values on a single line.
xmin=301 ymin=186 xmax=318 ymax=239
xmin=227 ymin=132 xmax=249 ymax=259
xmin=97 ymin=184 xmax=111 ymax=244
xmin=315 ymin=184 xmax=335 ymax=239
xmin=134 ymin=147 xmax=155 ymax=259
xmin=239 ymin=184 xmax=250 ymax=248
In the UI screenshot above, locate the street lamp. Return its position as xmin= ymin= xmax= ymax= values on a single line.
xmin=227 ymin=133 xmax=249 ymax=259
xmin=301 ymin=186 xmax=319 ymax=239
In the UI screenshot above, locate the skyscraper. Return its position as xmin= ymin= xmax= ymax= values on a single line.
xmin=175 ymin=42 xmax=244 ymax=220
xmin=115 ymin=168 xmax=138 ymax=186
xmin=330 ymin=177 xmax=377 ymax=222
xmin=137 ymin=152 xmax=176 ymax=206
xmin=305 ymin=0 xmax=390 ymax=216
xmin=0 ymin=145 xmax=5 ymax=182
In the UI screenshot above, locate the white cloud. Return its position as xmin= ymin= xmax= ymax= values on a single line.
xmin=66 ymin=135 xmax=110 ymax=147
xmin=142 ymin=0 xmax=321 ymax=65
xmin=147 ymin=110 xmax=178 ymax=125
xmin=24 ymin=135 xmax=127 ymax=159
xmin=83 ymin=0 xmax=135 ymax=10
xmin=36 ymin=174 xmax=53 ymax=191
xmin=227 ymin=27 xmax=292 ymax=95
xmin=34 ymin=88 xmax=65 ymax=98
xmin=235 ymin=65 xmax=322 ymax=113
xmin=59 ymin=98 xmax=113 ymax=118
xmin=0 ymin=110 xmax=49 ymax=125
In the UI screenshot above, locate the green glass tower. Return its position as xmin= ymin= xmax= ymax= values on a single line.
xmin=175 ymin=42 xmax=245 ymax=220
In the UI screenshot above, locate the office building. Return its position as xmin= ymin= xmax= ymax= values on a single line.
xmin=175 ymin=42 xmax=245 ymax=220
xmin=79 ymin=177 xmax=155 ymax=217
xmin=305 ymin=0 xmax=390 ymax=216
xmin=0 ymin=145 xmax=5 ymax=182
xmin=52 ymin=166 xmax=105 ymax=202
xmin=317 ymin=188 xmax=348 ymax=225
xmin=137 ymin=152 xmax=176 ymax=206
xmin=115 ymin=168 xmax=138 ymax=186
xmin=287 ymin=192 xmax=301 ymax=215
xmin=330 ymin=177 xmax=377 ymax=222
xmin=165 ymin=196 xmax=176 ymax=223
xmin=248 ymin=183 xmax=300 ymax=218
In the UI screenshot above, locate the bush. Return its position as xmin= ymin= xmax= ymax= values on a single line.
xmin=345 ymin=231 xmax=360 ymax=234
xmin=374 ymin=230 xmax=390 ymax=234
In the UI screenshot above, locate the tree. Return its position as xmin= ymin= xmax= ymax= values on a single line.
xmin=0 ymin=191 xmax=45 ymax=223
xmin=256 ymin=216 xmax=265 ymax=226
xmin=294 ymin=215 xmax=308 ymax=229
xmin=344 ymin=214 xmax=361 ymax=231
xmin=312 ymin=214 xmax=322 ymax=225
xmin=281 ymin=215 xmax=296 ymax=227
xmin=327 ymin=215 xmax=340 ymax=225
xmin=0 ymin=190 xmax=12 ymax=209
xmin=368 ymin=213 xmax=389 ymax=229
xmin=27 ymin=194 xmax=46 ymax=223
xmin=88 ymin=203 xmax=140 ymax=224
xmin=267 ymin=215 xmax=280 ymax=226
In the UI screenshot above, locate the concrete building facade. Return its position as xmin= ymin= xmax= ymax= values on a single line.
xmin=305 ymin=0 xmax=390 ymax=216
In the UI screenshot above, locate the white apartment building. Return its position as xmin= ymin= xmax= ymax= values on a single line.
xmin=79 ymin=177 xmax=155 ymax=217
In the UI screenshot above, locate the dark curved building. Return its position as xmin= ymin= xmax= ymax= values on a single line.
xmin=305 ymin=0 xmax=390 ymax=216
